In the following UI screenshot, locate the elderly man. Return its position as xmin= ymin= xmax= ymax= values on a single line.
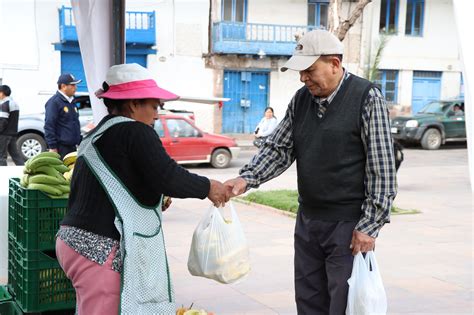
xmin=225 ymin=30 xmax=397 ymax=314
xmin=44 ymin=73 xmax=82 ymax=158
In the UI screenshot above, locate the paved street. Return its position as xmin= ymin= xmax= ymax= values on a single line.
xmin=167 ymin=143 xmax=473 ymax=314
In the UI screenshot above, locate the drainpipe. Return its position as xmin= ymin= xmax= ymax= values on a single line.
xmin=172 ymin=0 xmax=176 ymax=56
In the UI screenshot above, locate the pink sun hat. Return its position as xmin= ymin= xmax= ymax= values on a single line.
xmin=96 ymin=63 xmax=179 ymax=101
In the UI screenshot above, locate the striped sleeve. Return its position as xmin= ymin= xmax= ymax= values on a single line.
xmin=239 ymin=97 xmax=297 ymax=188
xmin=356 ymin=87 xmax=398 ymax=237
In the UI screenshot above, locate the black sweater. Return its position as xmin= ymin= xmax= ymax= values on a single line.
xmin=61 ymin=115 xmax=210 ymax=240
xmin=293 ymin=75 xmax=372 ymax=221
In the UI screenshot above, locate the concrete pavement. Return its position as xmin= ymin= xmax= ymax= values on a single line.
xmin=166 ymin=146 xmax=472 ymax=314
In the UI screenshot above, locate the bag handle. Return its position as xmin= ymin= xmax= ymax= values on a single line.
xmin=365 ymin=251 xmax=380 ymax=273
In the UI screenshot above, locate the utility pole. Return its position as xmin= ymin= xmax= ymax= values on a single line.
xmin=112 ymin=0 xmax=126 ymax=64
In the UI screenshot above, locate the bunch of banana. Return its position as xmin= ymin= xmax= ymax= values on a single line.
xmin=21 ymin=151 xmax=70 ymax=198
xmin=62 ymin=151 xmax=77 ymax=182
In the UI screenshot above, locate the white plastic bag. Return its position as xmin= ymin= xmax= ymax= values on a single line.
xmin=346 ymin=251 xmax=387 ymax=315
xmin=187 ymin=202 xmax=250 ymax=284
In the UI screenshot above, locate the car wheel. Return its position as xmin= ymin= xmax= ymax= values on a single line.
xmin=211 ymin=148 xmax=231 ymax=168
xmin=420 ymin=128 xmax=442 ymax=150
xmin=17 ymin=133 xmax=46 ymax=160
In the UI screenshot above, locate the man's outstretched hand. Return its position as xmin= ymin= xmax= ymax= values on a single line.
xmin=224 ymin=177 xmax=248 ymax=198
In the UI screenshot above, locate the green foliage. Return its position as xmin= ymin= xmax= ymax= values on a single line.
xmin=241 ymin=190 xmax=299 ymax=213
xmin=365 ymin=34 xmax=389 ymax=82
xmin=241 ymin=190 xmax=420 ymax=215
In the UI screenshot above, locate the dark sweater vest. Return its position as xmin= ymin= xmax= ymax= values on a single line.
xmin=293 ymin=75 xmax=373 ymax=221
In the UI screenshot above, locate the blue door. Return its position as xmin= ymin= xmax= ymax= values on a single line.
xmin=61 ymin=51 xmax=147 ymax=93
xmin=223 ymin=70 xmax=269 ymax=133
xmin=412 ymin=71 xmax=441 ymax=114
xmin=61 ymin=52 xmax=88 ymax=92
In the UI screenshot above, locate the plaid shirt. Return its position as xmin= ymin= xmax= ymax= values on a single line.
xmin=240 ymin=71 xmax=397 ymax=237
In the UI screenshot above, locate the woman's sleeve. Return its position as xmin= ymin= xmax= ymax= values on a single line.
xmin=128 ymin=123 xmax=210 ymax=199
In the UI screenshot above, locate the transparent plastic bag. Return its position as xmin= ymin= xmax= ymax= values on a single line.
xmin=346 ymin=251 xmax=387 ymax=315
xmin=187 ymin=202 xmax=250 ymax=284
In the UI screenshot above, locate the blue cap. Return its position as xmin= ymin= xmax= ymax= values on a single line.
xmin=57 ymin=73 xmax=81 ymax=85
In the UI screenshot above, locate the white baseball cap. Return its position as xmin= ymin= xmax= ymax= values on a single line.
xmin=281 ymin=29 xmax=344 ymax=72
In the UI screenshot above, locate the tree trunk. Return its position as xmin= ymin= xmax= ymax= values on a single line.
xmin=328 ymin=0 xmax=343 ymax=33
xmin=335 ymin=0 xmax=372 ymax=41
xmin=208 ymin=0 xmax=213 ymax=55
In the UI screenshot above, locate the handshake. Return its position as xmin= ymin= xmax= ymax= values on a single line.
xmin=207 ymin=177 xmax=247 ymax=208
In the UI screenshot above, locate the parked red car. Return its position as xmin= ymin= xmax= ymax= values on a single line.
xmin=154 ymin=114 xmax=240 ymax=168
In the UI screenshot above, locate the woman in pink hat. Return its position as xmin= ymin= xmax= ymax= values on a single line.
xmin=55 ymin=63 xmax=228 ymax=314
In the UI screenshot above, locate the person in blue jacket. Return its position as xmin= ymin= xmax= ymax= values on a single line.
xmin=44 ymin=74 xmax=82 ymax=158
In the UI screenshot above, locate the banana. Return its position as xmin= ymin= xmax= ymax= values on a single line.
xmin=57 ymin=184 xmax=70 ymax=194
xmin=20 ymin=174 xmax=29 ymax=187
xmin=27 ymin=183 xmax=63 ymax=196
xmin=63 ymin=170 xmax=72 ymax=182
xmin=63 ymin=151 xmax=77 ymax=167
xmin=29 ymin=166 xmax=68 ymax=184
xmin=31 ymin=165 xmax=60 ymax=176
xmin=32 ymin=151 xmax=61 ymax=161
xmin=28 ymin=157 xmax=63 ymax=170
xmin=29 ymin=174 xmax=66 ymax=185
xmin=25 ymin=152 xmax=61 ymax=171
xmin=52 ymin=164 xmax=69 ymax=173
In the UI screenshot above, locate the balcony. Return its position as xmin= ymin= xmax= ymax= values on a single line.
xmin=59 ymin=6 xmax=156 ymax=45
xmin=212 ymin=21 xmax=317 ymax=56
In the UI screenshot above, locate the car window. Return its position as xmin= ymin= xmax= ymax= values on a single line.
xmin=154 ymin=119 xmax=165 ymax=137
xmin=166 ymin=118 xmax=199 ymax=138
xmin=418 ymin=101 xmax=451 ymax=114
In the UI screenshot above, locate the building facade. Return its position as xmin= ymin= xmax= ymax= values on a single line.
xmin=0 ymin=0 xmax=463 ymax=134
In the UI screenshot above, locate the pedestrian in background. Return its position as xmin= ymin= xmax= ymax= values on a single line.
xmin=44 ymin=74 xmax=82 ymax=158
xmin=253 ymin=106 xmax=278 ymax=148
xmin=225 ymin=30 xmax=397 ymax=314
xmin=0 ymin=85 xmax=24 ymax=166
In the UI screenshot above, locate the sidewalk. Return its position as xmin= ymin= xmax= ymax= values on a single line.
xmin=236 ymin=139 xmax=255 ymax=151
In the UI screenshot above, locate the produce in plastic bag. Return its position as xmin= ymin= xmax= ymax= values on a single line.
xmin=187 ymin=202 xmax=250 ymax=284
xmin=346 ymin=251 xmax=387 ymax=315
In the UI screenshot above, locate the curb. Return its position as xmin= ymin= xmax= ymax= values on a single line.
xmin=233 ymin=198 xmax=297 ymax=219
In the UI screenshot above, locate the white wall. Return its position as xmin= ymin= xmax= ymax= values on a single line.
xmin=269 ymin=68 xmax=302 ymax=122
xmin=0 ymin=0 xmax=70 ymax=114
xmin=0 ymin=0 xmax=217 ymax=131
xmin=363 ymin=0 xmax=461 ymax=108
xmin=398 ymin=70 xmax=414 ymax=108
xmin=248 ymin=0 xmax=306 ymax=26
xmin=144 ymin=0 xmax=216 ymax=132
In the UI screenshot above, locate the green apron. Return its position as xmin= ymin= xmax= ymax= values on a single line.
xmin=78 ymin=116 xmax=175 ymax=314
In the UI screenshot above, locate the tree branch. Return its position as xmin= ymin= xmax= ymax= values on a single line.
xmin=336 ymin=0 xmax=372 ymax=41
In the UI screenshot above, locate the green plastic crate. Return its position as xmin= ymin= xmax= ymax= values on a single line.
xmin=8 ymin=185 xmax=15 ymax=237
xmin=0 ymin=285 xmax=12 ymax=301
xmin=0 ymin=285 xmax=22 ymax=315
xmin=10 ymin=242 xmax=75 ymax=313
xmin=7 ymin=236 xmax=16 ymax=298
xmin=9 ymin=178 xmax=68 ymax=251
xmin=0 ymin=300 xmax=23 ymax=315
